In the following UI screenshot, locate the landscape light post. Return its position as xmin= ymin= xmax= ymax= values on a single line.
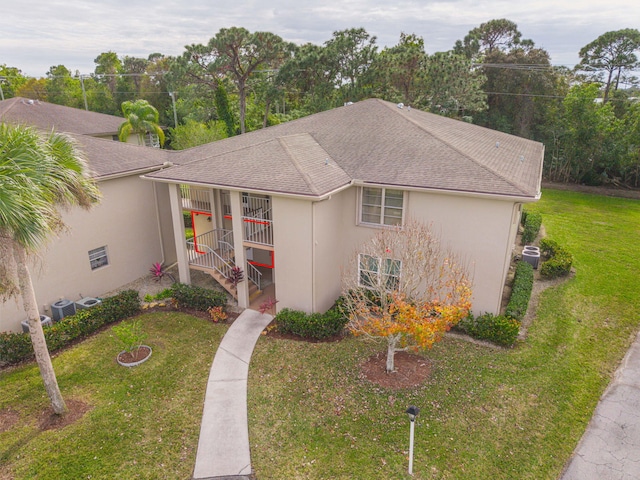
xmin=406 ymin=405 xmax=420 ymax=475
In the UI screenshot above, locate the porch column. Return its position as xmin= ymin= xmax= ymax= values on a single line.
xmin=230 ymin=191 xmax=249 ymax=308
xmin=213 ymin=190 xmax=224 ymax=230
xmin=168 ymin=183 xmax=191 ymax=284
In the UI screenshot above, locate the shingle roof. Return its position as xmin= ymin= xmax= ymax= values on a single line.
xmin=0 ymin=97 xmax=169 ymax=179
xmin=0 ymin=97 xmax=124 ymax=136
xmin=70 ymin=134 xmax=169 ymax=179
xmin=149 ymin=98 xmax=544 ymax=198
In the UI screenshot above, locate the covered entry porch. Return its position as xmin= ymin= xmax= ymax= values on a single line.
xmin=168 ymin=183 xmax=276 ymax=310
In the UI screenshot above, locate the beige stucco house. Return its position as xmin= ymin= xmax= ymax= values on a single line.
xmin=144 ymin=99 xmax=544 ymax=316
xmin=0 ymin=98 xmax=176 ymax=332
xmin=1 ymin=97 xmax=543 ymax=332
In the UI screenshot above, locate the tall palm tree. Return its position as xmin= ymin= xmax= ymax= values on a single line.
xmin=118 ymin=99 xmax=165 ymax=147
xmin=0 ymin=123 xmax=101 ymax=415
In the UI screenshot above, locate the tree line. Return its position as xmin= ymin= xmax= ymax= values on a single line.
xmin=2 ymin=20 xmax=639 ymax=187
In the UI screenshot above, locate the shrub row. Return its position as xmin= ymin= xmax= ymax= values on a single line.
xmin=539 ymin=238 xmax=573 ymax=279
xmin=0 ymin=290 xmax=141 ymax=365
xmin=170 ymin=283 xmax=227 ymax=311
xmin=505 ymin=261 xmax=534 ymax=322
xmin=274 ymin=307 xmax=348 ymax=340
xmin=521 ymin=211 xmax=542 ymax=245
xmin=457 ymin=313 xmax=520 ymax=347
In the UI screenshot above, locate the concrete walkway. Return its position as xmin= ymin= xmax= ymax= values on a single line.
xmin=192 ymin=309 xmax=273 ymax=480
xmin=560 ymin=331 xmax=640 ymax=480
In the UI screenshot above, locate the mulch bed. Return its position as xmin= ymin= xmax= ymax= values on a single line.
xmin=38 ymin=398 xmax=92 ymax=431
xmin=360 ymin=351 xmax=432 ymax=389
xmin=0 ymin=408 xmax=19 ymax=433
xmin=117 ymin=345 xmax=152 ymax=364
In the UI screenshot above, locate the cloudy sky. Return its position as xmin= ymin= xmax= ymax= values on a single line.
xmin=2 ymin=0 xmax=638 ymax=77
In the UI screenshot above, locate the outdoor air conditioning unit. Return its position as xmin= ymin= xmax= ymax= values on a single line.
xmin=522 ymin=245 xmax=541 ymax=270
xmin=76 ymin=297 xmax=102 ymax=310
xmin=51 ymin=299 xmax=76 ymax=321
xmin=21 ymin=315 xmax=52 ymax=333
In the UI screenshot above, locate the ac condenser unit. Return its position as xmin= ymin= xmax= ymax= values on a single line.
xmin=51 ymin=299 xmax=77 ymax=321
xmin=76 ymin=297 xmax=102 ymax=310
xmin=21 ymin=315 xmax=52 ymax=333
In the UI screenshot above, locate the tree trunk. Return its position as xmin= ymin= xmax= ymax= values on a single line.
xmin=238 ymin=81 xmax=247 ymax=134
xmin=14 ymin=244 xmax=67 ymax=415
xmin=386 ymin=335 xmax=400 ymax=373
xmin=262 ymin=97 xmax=271 ymax=129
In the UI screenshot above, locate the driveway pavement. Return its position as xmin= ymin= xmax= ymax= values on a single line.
xmin=560 ymin=331 xmax=640 ymax=479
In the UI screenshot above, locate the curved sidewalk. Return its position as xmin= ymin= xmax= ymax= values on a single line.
xmin=192 ymin=309 xmax=273 ymax=480
xmin=561 ymin=330 xmax=640 ymax=479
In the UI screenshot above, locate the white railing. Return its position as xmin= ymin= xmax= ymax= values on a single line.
xmin=187 ymin=239 xmax=235 ymax=280
xmin=243 ymin=216 xmax=273 ymax=246
xmin=247 ymin=263 xmax=262 ymax=291
xmin=180 ymin=185 xmax=211 ymax=212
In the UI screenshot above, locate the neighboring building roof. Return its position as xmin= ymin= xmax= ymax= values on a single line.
xmin=0 ymin=96 xmax=169 ymax=179
xmin=148 ymin=99 xmax=544 ymax=199
xmin=70 ymin=134 xmax=168 ymax=179
xmin=0 ymin=97 xmax=124 ymax=136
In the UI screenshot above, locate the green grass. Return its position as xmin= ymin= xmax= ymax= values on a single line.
xmin=0 ymin=312 xmax=226 ymax=479
xmin=246 ymin=188 xmax=640 ymax=479
xmin=1 ymin=188 xmax=639 ymax=479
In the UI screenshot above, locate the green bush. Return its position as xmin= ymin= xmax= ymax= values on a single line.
xmin=170 ymin=283 xmax=227 ymax=311
xmin=457 ymin=313 xmax=520 ymax=347
xmin=143 ymin=288 xmax=174 ymax=303
xmin=274 ymin=307 xmax=348 ymax=340
xmin=183 ymin=211 xmax=193 ymax=228
xmin=539 ymin=238 xmax=573 ymax=279
xmin=521 ymin=211 xmax=542 ymax=245
xmin=505 ymin=261 xmax=534 ymax=321
xmin=0 ymin=290 xmax=141 ymax=365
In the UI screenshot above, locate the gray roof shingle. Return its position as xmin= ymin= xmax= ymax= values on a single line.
xmin=0 ymin=97 xmax=125 ymax=136
xmin=149 ymin=99 xmax=543 ymax=198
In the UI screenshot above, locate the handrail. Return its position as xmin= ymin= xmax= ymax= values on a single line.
xmin=247 ymin=262 xmax=262 ymax=291
xmin=180 ymin=185 xmax=211 ymax=211
xmin=242 ymin=215 xmax=273 ymax=246
xmin=187 ymin=239 xmax=235 ymax=280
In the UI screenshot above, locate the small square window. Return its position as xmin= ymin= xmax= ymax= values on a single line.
xmin=360 ymin=187 xmax=404 ymax=226
xmin=89 ymin=246 xmax=109 ymax=270
xmin=358 ymin=253 xmax=401 ymax=291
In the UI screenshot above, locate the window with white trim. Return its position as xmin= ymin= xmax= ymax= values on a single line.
xmin=358 ymin=254 xmax=402 ymax=290
xmin=144 ymin=133 xmax=160 ymax=148
xmin=360 ymin=187 xmax=404 ymax=226
xmin=89 ymin=246 xmax=109 ymax=270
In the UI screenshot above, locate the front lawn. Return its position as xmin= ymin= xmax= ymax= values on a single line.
xmin=246 ymin=188 xmax=640 ymax=479
xmin=0 ymin=312 xmax=226 ymax=479
xmin=1 ymin=188 xmax=639 ymax=479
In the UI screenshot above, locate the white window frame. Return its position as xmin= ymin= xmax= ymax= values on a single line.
xmin=358 ymin=254 xmax=402 ymax=291
xmin=144 ymin=132 xmax=160 ymax=148
xmin=89 ymin=246 xmax=109 ymax=270
xmin=359 ymin=186 xmax=405 ymax=226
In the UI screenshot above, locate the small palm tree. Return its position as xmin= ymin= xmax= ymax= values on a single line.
xmin=0 ymin=123 xmax=101 ymax=415
xmin=118 ymin=99 xmax=165 ymax=147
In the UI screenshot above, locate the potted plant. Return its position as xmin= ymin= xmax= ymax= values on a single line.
xmin=112 ymin=319 xmax=152 ymax=367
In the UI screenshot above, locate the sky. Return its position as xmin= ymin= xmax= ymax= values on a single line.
xmin=1 ymin=0 xmax=639 ymax=78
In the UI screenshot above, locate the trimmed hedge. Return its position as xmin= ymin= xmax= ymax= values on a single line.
xmin=457 ymin=313 xmax=520 ymax=347
xmin=274 ymin=307 xmax=348 ymax=340
xmin=521 ymin=211 xmax=542 ymax=245
xmin=170 ymin=283 xmax=227 ymax=311
xmin=505 ymin=261 xmax=534 ymax=322
xmin=539 ymin=238 xmax=573 ymax=279
xmin=0 ymin=290 xmax=141 ymax=365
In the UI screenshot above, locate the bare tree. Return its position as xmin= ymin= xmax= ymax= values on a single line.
xmin=341 ymin=221 xmax=472 ymax=373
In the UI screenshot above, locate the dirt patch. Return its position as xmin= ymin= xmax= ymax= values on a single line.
xmin=360 ymin=351 xmax=431 ymax=390
xmin=38 ymin=398 xmax=92 ymax=431
xmin=0 ymin=409 xmax=20 ymax=433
